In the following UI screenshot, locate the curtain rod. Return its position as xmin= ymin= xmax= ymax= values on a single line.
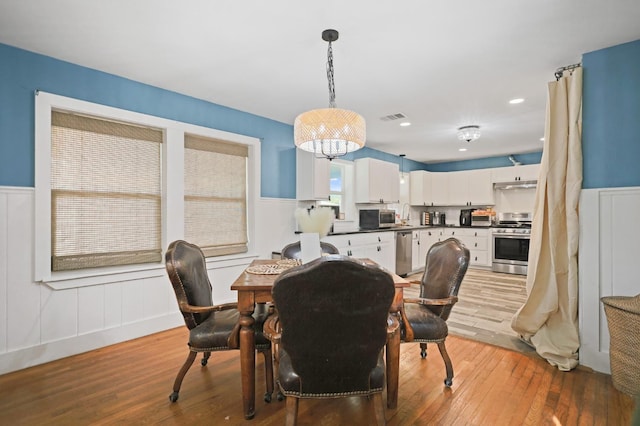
xmin=554 ymin=63 xmax=582 ymax=80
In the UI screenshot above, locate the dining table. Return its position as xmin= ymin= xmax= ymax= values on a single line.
xmin=231 ymin=257 xmax=409 ymax=420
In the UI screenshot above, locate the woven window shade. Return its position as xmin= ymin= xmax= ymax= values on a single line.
xmin=51 ymin=111 xmax=162 ymax=271
xmin=184 ymin=134 xmax=248 ymax=257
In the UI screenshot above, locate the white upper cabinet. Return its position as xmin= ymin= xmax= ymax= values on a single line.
xmin=409 ymin=170 xmax=433 ymax=206
xmin=491 ymin=164 xmax=540 ymax=183
xmin=296 ymin=150 xmax=330 ymax=200
xmin=430 ymin=172 xmax=450 ymax=206
xmin=355 ymin=158 xmax=400 ymax=203
xmin=449 ymin=169 xmax=495 ymax=206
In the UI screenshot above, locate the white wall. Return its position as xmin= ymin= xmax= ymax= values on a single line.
xmin=579 ymin=187 xmax=640 ymax=373
xmin=0 ymin=186 xmax=297 ymax=374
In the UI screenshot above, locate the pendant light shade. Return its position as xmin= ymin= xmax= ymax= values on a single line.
xmin=294 ymin=108 xmax=366 ymax=158
xmin=294 ymin=29 xmax=366 ymax=160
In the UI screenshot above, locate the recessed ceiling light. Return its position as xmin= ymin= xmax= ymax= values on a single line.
xmin=509 ymin=98 xmax=525 ymax=104
xmin=399 ymin=122 xmax=411 ymax=127
xmin=458 ymin=148 xmax=467 ymax=152
xmin=540 ymin=137 xmax=545 ymax=141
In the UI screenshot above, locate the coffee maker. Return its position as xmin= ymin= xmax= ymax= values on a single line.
xmin=459 ymin=208 xmax=476 ymax=227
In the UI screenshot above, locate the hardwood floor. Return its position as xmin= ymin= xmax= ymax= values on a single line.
xmin=0 ymin=327 xmax=634 ymax=425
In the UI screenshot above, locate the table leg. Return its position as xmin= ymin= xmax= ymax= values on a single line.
xmin=238 ymin=295 xmax=256 ymax=420
xmin=386 ymin=315 xmax=400 ymax=409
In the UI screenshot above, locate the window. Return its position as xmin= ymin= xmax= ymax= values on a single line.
xmin=35 ymin=92 xmax=260 ymax=287
xmin=184 ymin=134 xmax=248 ymax=256
xmin=326 ymin=162 xmax=345 ymax=217
xmin=50 ymin=111 xmax=163 ymax=271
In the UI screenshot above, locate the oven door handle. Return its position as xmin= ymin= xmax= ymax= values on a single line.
xmin=492 ymin=234 xmax=531 ymax=239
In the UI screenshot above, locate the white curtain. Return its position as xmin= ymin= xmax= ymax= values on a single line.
xmin=511 ymin=67 xmax=583 ymax=371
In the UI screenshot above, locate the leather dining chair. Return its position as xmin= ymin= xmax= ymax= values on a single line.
xmin=263 ymin=255 xmax=397 ymax=425
xmin=164 ymin=240 xmax=274 ymax=403
xmin=280 ymin=241 xmax=339 ymax=260
xmin=399 ymin=237 xmax=470 ymax=387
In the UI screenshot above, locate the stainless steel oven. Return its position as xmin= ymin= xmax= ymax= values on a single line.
xmin=492 ymin=212 xmax=532 ymax=275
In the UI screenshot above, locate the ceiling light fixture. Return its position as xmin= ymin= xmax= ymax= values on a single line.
xmin=457 ymin=125 xmax=481 ymax=142
xmin=399 ymin=122 xmax=411 ymax=127
xmin=294 ymin=29 xmax=366 ymax=160
xmin=509 ymin=98 xmax=525 ymax=104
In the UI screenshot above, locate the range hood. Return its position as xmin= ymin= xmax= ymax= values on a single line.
xmin=494 ymin=180 xmax=537 ymax=190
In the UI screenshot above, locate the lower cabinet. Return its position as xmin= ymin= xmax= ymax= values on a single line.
xmin=415 ymin=227 xmax=491 ymax=269
xmin=447 ymin=228 xmax=491 ymax=267
xmin=323 ymin=232 xmax=396 ymax=272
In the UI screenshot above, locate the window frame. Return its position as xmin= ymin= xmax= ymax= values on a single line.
xmin=35 ymin=91 xmax=260 ymax=289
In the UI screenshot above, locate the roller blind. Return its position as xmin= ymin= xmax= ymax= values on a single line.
xmin=184 ymin=134 xmax=248 ymax=257
xmin=50 ymin=110 xmax=163 ymax=271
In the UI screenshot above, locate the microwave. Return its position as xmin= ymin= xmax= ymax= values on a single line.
xmin=359 ymin=209 xmax=395 ymax=230
xmin=471 ymin=214 xmax=492 ymax=227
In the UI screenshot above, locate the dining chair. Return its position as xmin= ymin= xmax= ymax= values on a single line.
xmin=399 ymin=237 xmax=470 ymax=387
xmin=280 ymin=241 xmax=339 ymax=260
xmin=164 ymin=240 xmax=274 ymax=403
xmin=264 ymin=255 xmax=397 ymax=425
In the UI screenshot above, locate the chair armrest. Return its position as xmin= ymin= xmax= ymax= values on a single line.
xmin=403 ymin=296 xmax=458 ymax=307
xmin=263 ymin=315 xmax=281 ymax=344
xmin=397 ymin=304 xmax=414 ymax=342
xmin=386 ymin=314 xmax=400 ymax=339
xmin=179 ymin=301 xmax=238 ymax=314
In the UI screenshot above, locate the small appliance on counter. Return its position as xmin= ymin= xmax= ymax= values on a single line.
xmin=359 ymin=209 xmax=395 ymax=230
xmin=459 ymin=208 xmax=476 ymax=227
xmin=471 ymin=209 xmax=495 ymax=227
xmin=420 ymin=211 xmax=430 ymax=226
xmin=430 ymin=211 xmax=441 ymax=226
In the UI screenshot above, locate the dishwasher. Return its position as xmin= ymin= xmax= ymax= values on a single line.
xmin=395 ymin=230 xmax=412 ymax=277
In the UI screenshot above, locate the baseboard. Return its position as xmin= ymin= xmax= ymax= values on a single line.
xmin=0 ymin=312 xmax=183 ymax=375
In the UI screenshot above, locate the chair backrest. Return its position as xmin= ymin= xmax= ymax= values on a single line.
xmin=420 ymin=237 xmax=470 ymax=320
xmin=272 ymin=255 xmax=394 ymax=394
xmin=280 ymin=241 xmax=340 ymax=260
xmin=165 ymin=240 xmax=214 ymax=330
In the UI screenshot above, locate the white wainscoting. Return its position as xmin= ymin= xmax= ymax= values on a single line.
xmin=0 ymin=187 xmax=298 ymax=374
xmin=579 ymin=186 xmax=640 ymax=373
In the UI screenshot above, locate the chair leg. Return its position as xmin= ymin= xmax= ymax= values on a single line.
xmin=170 ymin=351 xmax=197 ymax=402
xmin=261 ymin=347 xmax=274 ymax=402
xmin=420 ymin=343 xmax=428 ymax=358
xmin=284 ymin=396 xmax=299 ymax=426
xmin=201 ymin=351 xmax=211 ymax=366
xmin=371 ymin=393 xmax=386 ymax=425
xmin=437 ymin=341 xmax=454 ymax=387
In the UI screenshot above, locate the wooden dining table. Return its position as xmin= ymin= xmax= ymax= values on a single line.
xmin=231 ymin=258 xmax=409 ymax=420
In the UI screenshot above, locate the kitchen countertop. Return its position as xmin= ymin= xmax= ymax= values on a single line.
xmin=324 ymin=224 xmax=494 ymax=236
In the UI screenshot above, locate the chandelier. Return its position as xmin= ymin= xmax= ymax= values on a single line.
xmin=294 ymin=29 xmax=366 ymax=160
xmin=457 ymin=125 xmax=481 ymax=142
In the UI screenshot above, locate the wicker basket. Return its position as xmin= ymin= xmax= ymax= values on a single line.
xmin=601 ymin=294 xmax=640 ymax=396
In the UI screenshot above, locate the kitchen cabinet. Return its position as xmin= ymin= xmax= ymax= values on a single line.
xmin=449 ymin=228 xmax=491 ymax=267
xmin=409 ymin=170 xmax=433 ymax=206
xmin=411 ymin=230 xmax=422 ymax=271
xmin=491 ymin=164 xmax=540 ymax=183
xmin=430 ymin=173 xmax=450 ymax=206
xmin=355 ymin=158 xmax=400 ymax=204
xmin=448 ymin=169 xmax=494 ymax=206
xmin=296 ymin=150 xmax=330 ymax=200
xmin=417 ymin=228 xmax=442 ymax=270
xmin=323 ymin=231 xmax=396 ymax=272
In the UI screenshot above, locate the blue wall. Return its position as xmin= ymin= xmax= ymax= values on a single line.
xmin=583 ymin=39 xmax=640 ymax=189
xmin=4 ymin=38 xmax=636 ymax=197
xmin=0 ymin=43 xmax=296 ymax=198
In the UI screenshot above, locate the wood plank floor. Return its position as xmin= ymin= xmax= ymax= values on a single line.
xmin=406 ymin=267 xmax=534 ymax=353
xmin=0 ymin=327 xmax=634 ymax=425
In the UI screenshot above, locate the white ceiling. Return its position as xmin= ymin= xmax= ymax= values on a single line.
xmin=1 ymin=0 xmax=639 ymax=164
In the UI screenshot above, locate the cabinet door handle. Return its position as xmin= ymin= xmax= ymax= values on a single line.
xmin=475 ymin=242 xmax=478 ymax=247
xmin=417 ymin=241 xmax=420 ymax=245
xmin=348 ymin=240 xmax=351 ymax=246
xmin=475 ymin=256 xmax=478 ymax=261
xmin=378 ymin=236 xmax=381 ymax=242
xmin=474 ymin=232 xmax=477 ymax=236
xmin=377 ymin=246 xmax=381 ymax=252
